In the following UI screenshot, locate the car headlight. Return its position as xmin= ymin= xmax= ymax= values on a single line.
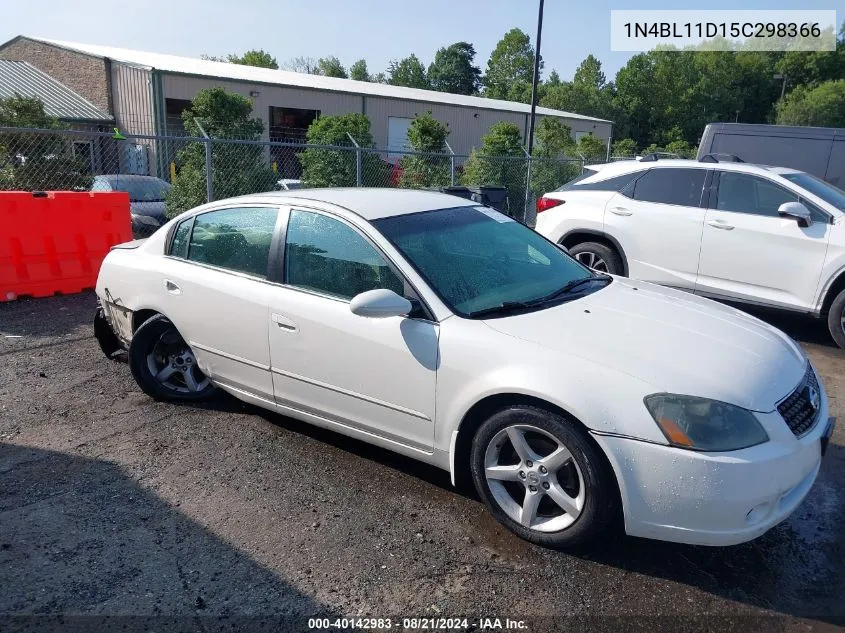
xmin=644 ymin=394 xmax=769 ymax=452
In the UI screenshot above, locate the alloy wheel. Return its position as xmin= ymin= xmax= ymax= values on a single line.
xmin=574 ymin=251 xmax=608 ymax=272
xmin=145 ymin=330 xmax=210 ymax=394
xmin=484 ymin=424 xmax=585 ymax=532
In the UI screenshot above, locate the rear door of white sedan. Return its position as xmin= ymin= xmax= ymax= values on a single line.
xmin=266 ymin=207 xmax=439 ymax=451
xmin=160 ymin=205 xmax=281 ymax=402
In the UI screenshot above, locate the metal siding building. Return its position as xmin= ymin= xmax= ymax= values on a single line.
xmin=0 ymin=36 xmax=613 ymax=157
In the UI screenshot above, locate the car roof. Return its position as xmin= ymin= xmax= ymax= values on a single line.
xmin=589 ymin=159 xmax=800 ymax=178
xmin=219 ymin=188 xmax=477 ymax=220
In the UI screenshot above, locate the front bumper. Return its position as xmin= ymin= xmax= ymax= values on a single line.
xmin=592 ymin=398 xmax=832 ymax=547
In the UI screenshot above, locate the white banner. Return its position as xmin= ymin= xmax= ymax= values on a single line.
xmin=610 ymin=10 xmax=837 ymax=52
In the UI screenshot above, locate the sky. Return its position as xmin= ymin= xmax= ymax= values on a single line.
xmin=1 ymin=0 xmax=842 ymax=82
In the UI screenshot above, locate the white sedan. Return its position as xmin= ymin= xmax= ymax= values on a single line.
xmin=94 ymin=189 xmax=835 ymax=548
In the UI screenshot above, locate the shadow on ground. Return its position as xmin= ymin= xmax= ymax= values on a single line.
xmin=0 ymin=442 xmax=340 ymax=633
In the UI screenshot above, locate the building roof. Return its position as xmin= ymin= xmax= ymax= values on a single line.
xmin=13 ymin=36 xmax=611 ymax=124
xmin=0 ymin=59 xmax=112 ymax=122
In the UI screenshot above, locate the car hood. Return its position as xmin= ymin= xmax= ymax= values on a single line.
xmin=482 ymin=278 xmax=806 ymax=412
xmin=129 ymin=201 xmax=166 ymax=221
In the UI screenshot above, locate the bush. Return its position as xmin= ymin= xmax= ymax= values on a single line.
xmin=165 ymin=88 xmax=276 ymax=219
xmin=398 ymin=112 xmax=451 ymax=189
xmin=462 ymin=121 xmax=528 ymax=213
xmin=299 ymin=113 xmax=384 ymax=188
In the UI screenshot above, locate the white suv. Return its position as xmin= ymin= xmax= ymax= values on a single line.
xmin=535 ymin=156 xmax=845 ymax=347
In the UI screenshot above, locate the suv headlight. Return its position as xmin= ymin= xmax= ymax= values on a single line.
xmin=131 ymin=213 xmax=160 ymax=227
xmin=644 ymin=394 xmax=769 ymax=452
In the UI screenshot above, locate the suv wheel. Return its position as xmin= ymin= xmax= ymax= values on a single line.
xmin=568 ymin=242 xmax=623 ymax=275
xmin=826 ymin=288 xmax=845 ymax=349
xmin=470 ymin=405 xmax=618 ymax=549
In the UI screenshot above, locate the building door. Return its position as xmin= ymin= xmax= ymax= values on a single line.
xmin=387 ymin=117 xmax=413 ymax=162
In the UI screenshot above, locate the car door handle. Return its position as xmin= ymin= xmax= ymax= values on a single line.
xmin=706 ymin=219 xmax=735 ymax=230
xmin=609 ymin=207 xmax=632 ymax=216
xmin=271 ymin=313 xmax=298 ymax=332
xmin=163 ymin=279 xmax=181 ymax=295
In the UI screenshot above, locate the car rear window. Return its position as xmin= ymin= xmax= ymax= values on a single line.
xmin=556 ymin=171 xmax=639 ymax=193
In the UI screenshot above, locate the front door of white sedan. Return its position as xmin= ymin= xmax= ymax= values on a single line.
xmin=266 ymin=208 xmax=439 ymax=451
xmin=695 ymin=171 xmax=831 ymax=311
xmin=603 ymin=167 xmax=709 ymax=290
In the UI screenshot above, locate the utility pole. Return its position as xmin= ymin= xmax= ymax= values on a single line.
xmin=526 ymin=0 xmax=545 ymax=157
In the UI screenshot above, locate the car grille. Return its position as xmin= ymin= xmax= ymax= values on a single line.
xmin=777 ymin=364 xmax=821 ymax=437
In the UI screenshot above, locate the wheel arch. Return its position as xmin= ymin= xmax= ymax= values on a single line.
xmin=559 ymin=230 xmax=629 ymax=276
xmin=819 ymin=267 xmax=845 ymax=316
xmin=132 ymin=308 xmax=165 ymax=333
xmin=449 ymin=392 xmax=622 ymax=514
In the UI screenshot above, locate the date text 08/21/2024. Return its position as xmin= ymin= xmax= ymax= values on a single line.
xmin=307 ymin=617 xmax=528 ymax=630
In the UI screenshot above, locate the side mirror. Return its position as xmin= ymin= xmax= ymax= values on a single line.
xmin=349 ymin=289 xmax=412 ymax=318
xmin=778 ymin=201 xmax=812 ymax=227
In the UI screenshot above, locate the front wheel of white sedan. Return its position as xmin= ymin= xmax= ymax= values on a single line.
xmin=470 ymin=406 xmax=618 ymax=549
xmin=129 ymin=314 xmax=216 ymax=402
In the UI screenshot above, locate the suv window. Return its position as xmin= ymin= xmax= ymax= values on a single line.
xmin=631 ymin=168 xmax=707 ymax=206
xmin=716 ymin=172 xmax=797 ymax=217
xmin=170 ymin=218 xmax=192 ymax=258
xmin=557 ymin=171 xmax=638 ymax=193
xmin=185 ymin=207 xmax=278 ymax=277
xmin=284 ymin=210 xmax=404 ymax=300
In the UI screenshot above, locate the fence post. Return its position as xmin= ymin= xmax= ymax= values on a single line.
xmin=194 ymin=118 xmax=214 ymax=203
xmin=521 ymin=147 xmax=532 ymax=225
xmin=606 ymin=135 xmax=612 ymax=162
xmin=445 ymin=141 xmax=456 ymax=186
xmin=347 ymin=133 xmax=362 ymax=187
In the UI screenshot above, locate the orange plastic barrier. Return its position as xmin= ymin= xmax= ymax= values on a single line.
xmin=0 ymin=191 xmax=132 ymax=301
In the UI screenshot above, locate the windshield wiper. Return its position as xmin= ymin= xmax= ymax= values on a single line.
xmin=466 ymin=275 xmax=612 ymax=319
xmin=531 ymin=274 xmax=612 ymax=305
xmin=466 ymin=301 xmax=537 ymax=319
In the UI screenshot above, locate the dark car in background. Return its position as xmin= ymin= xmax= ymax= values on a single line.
xmin=697 ymin=123 xmax=845 ymax=187
xmin=91 ymin=175 xmax=171 ymax=238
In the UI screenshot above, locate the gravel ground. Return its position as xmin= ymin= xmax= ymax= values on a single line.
xmin=1 ymin=292 xmax=843 ymax=633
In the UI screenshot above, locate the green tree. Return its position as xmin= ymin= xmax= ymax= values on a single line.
xmin=0 ymin=94 xmax=92 ymax=191
xmin=483 ymin=28 xmax=541 ymax=102
xmin=318 ymin=56 xmax=348 ymax=78
xmin=530 ymin=118 xmax=579 ymax=195
xmin=350 ymin=59 xmax=370 ymax=81
xmin=299 ymin=113 xmax=389 ymax=187
xmin=397 ymin=111 xmax=450 ymax=189
xmin=165 ymin=88 xmax=276 ymax=218
xmin=611 ymin=138 xmax=637 ymax=157
xmin=546 ymin=70 xmax=562 ymax=87
xmin=228 ymin=49 xmax=279 ymax=69
xmin=427 ymin=42 xmax=481 ymax=95
xmin=776 ymin=80 xmax=845 ymax=127
xmin=576 ymin=133 xmax=607 ymax=160
xmin=462 ymin=121 xmax=527 ymax=213
xmin=388 ymin=55 xmax=429 ymax=89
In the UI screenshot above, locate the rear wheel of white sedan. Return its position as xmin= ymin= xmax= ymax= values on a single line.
xmin=129 ymin=314 xmax=215 ymax=402
xmin=470 ymin=406 xmax=618 ymax=549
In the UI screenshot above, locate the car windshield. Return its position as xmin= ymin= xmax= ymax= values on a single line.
xmin=100 ymin=177 xmax=171 ymax=202
xmin=782 ymin=172 xmax=845 ymax=211
xmin=373 ymin=206 xmax=607 ymax=318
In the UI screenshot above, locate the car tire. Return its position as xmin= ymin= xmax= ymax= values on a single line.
xmin=128 ymin=314 xmax=216 ymax=402
xmin=826 ymin=289 xmax=845 ymax=349
xmin=567 ymin=242 xmax=623 ymax=275
xmin=470 ymin=405 xmax=618 ymax=549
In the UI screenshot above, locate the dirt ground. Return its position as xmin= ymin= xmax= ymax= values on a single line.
xmin=1 ymin=292 xmax=844 ymax=633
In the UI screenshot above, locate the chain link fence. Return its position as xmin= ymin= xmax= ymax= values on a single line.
xmin=0 ymin=126 xmax=592 ymax=238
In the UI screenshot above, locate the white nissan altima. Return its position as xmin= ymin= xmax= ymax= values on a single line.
xmin=94 ymin=188 xmax=835 ymax=548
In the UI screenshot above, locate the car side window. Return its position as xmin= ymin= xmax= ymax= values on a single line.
xmin=557 ymin=172 xmax=638 ymax=193
xmin=169 ymin=218 xmax=192 ymax=258
xmin=284 ymin=209 xmax=404 ymax=300
xmin=715 ymin=172 xmax=798 ymax=217
xmin=631 ymin=168 xmax=707 ymax=206
xmin=185 ymin=207 xmax=278 ymax=278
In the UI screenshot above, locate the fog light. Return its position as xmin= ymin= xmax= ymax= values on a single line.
xmin=745 ymin=502 xmax=772 ymax=525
